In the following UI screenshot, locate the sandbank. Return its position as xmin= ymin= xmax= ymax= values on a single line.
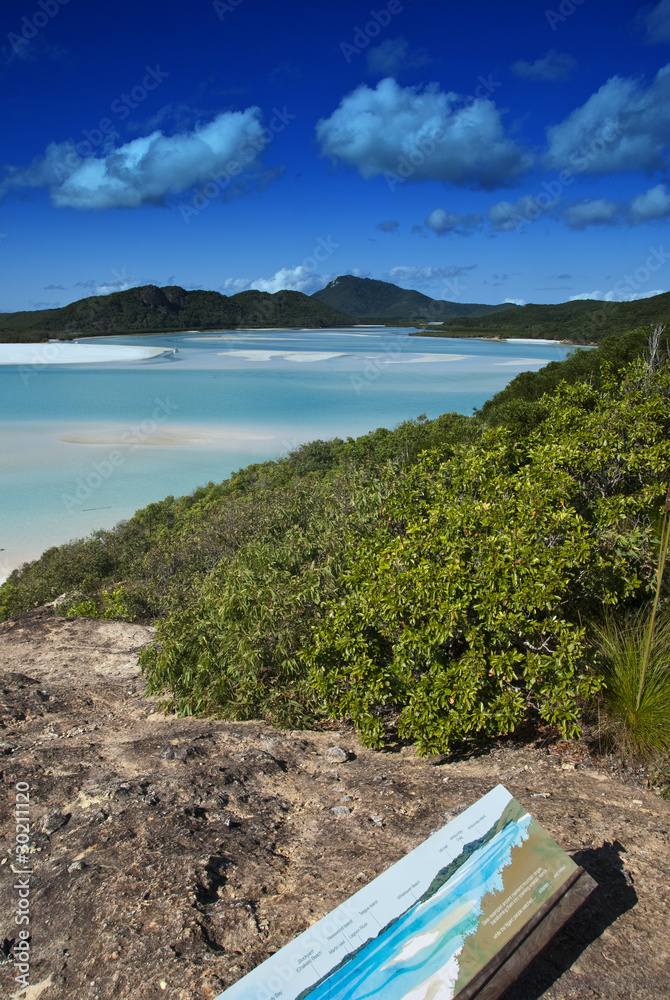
xmin=0 ymin=343 xmax=169 ymax=365
xmin=216 ymin=349 xmax=350 ymax=362
xmin=56 ymin=425 xmax=276 ymax=447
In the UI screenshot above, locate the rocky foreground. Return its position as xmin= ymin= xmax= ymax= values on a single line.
xmin=0 ymin=606 xmax=669 ymax=1000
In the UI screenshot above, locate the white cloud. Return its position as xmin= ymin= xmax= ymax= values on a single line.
xmin=511 ymin=50 xmax=577 ymax=82
xmin=425 ymin=206 xmax=482 ymax=235
xmin=503 ymin=297 xmax=526 ymax=305
xmin=0 ymin=108 xmax=273 ymax=209
xmin=561 ymin=197 xmax=621 ymax=230
xmin=366 ymin=37 xmax=431 ymax=77
xmin=487 ymin=194 xmax=560 ymax=232
xmin=316 ymin=78 xmax=531 ymax=189
xmin=386 ymin=264 xmax=476 ymax=287
xmin=645 ymin=0 xmax=670 ymax=43
xmin=629 ymin=183 xmax=670 ymax=223
xmin=570 ymin=288 xmax=666 ymax=302
xmin=545 ymin=64 xmax=670 ymax=174
xmin=221 ymin=266 xmax=329 ymax=296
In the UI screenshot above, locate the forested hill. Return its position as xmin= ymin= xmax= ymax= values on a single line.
xmin=311 ymin=275 xmax=517 ymax=321
xmin=419 ymin=290 xmax=670 ymax=344
xmin=0 ymin=285 xmax=354 ymax=342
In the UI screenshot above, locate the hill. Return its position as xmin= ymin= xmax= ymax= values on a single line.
xmin=0 ymin=285 xmax=354 ymax=342
xmin=311 ymin=275 xmax=517 ymax=321
xmin=419 ymin=291 xmax=670 ymax=344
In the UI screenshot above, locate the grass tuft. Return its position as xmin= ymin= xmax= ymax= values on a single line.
xmin=593 ymin=607 xmax=670 ymax=760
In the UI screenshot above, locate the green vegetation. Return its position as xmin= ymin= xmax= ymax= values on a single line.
xmin=312 ymin=274 xmax=516 ymax=322
xmin=307 ymin=360 xmax=669 ymax=753
xmin=592 ymin=461 xmax=670 ymax=759
xmin=0 ymin=285 xmax=353 ymax=342
xmin=593 ymin=610 xmax=670 ymax=759
xmin=1 ymin=324 xmax=669 ymax=767
xmin=417 ymin=291 xmax=670 ymax=344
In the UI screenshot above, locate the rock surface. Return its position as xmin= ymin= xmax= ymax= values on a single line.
xmin=0 ymin=606 xmax=668 ymax=1000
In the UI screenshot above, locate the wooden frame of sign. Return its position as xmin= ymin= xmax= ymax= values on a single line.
xmin=453 ymin=867 xmax=598 ymax=1000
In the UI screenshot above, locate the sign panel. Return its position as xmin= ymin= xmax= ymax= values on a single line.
xmin=215 ymin=784 xmax=579 ymax=1000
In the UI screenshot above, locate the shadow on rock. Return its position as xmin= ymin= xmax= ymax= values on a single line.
xmin=499 ymin=839 xmax=637 ymax=1000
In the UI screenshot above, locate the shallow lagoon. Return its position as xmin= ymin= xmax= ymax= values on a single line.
xmin=0 ymin=328 xmax=572 ymax=580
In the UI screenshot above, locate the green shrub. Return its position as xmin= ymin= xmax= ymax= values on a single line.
xmin=140 ymin=473 xmax=386 ymax=726
xmin=305 ymin=359 xmax=670 ymax=754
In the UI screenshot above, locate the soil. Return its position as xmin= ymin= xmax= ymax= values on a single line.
xmin=0 ymin=605 xmax=668 ymax=1000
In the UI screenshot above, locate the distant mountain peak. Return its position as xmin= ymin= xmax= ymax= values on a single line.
xmin=312 ymin=275 xmax=515 ymax=322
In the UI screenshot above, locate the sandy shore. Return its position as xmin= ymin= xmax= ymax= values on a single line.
xmin=0 ymin=343 xmax=170 ymax=365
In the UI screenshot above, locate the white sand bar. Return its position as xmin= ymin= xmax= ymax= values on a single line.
xmin=217 ymin=349 xmax=350 ymax=362
xmin=0 ymin=343 xmax=169 ymax=365
xmin=56 ymin=425 xmax=276 ymax=447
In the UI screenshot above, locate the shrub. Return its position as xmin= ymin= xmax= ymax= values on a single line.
xmin=140 ymin=473 xmax=386 ymax=726
xmin=306 ymin=359 xmax=670 ymax=754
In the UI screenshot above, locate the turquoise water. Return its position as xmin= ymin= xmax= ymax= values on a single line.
xmin=0 ymin=328 xmax=572 ymax=579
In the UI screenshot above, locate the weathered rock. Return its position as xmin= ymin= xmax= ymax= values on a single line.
xmin=323 ymin=745 xmax=350 ymax=763
xmin=0 ymin=605 xmax=669 ymax=1000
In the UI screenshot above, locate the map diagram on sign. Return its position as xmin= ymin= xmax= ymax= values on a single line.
xmin=215 ymin=784 xmax=579 ymax=1000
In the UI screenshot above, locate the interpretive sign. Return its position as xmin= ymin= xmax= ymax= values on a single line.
xmin=214 ymin=784 xmax=596 ymax=1000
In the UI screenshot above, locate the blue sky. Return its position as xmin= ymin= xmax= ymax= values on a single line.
xmin=2 ymin=0 xmax=670 ymax=312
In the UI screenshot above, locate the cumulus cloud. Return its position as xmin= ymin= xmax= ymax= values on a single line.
xmin=545 ymin=64 xmax=670 ymax=174
xmin=425 ymin=206 xmax=482 ymax=235
xmin=570 ymin=288 xmax=666 ymax=302
xmin=315 ymin=77 xmax=531 ymax=189
xmin=221 ymin=266 xmax=329 ymax=296
xmin=487 ymin=194 xmax=560 ymax=232
xmin=377 ymin=219 xmax=400 ymax=232
xmin=0 ymin=108 xmax=275 ymax=209
xmin=366 ymin=37 xmax=431 ymax=77
xmin=94 ymin=276 xmax=140 ymax=296
xmin=511 ymin=50 xmax=577 ymax=82
xmin=629 ymin=183 xmax=670 ymax=223
xmin=644 ymin=0 xmax=670 ymax=43
xmin=386 ymin=264 xmax=476 ymax=287
xmin=561 ymin=197 xmax=622 ymax=230
xmin=503 ymin=297 xmax=526 ymax=305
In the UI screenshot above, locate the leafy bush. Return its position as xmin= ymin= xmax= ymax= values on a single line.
xmin=306 ymin=360 xmax=670 ymax=754
xmin=139 ymin=473 xmax=387 ymax=726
